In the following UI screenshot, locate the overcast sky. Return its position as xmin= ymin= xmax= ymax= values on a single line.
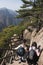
xmin=0 ymin=0 xmax=23 ymax=11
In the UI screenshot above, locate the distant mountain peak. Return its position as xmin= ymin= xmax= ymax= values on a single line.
xmin=0 ymin=8 xmax=21 ymax=31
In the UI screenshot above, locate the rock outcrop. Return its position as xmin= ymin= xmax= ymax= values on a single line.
xmin=23 ymin=29 xmax=32 ymax=40
xmin=23 ymin=27 xmax=43 ymax=65
xmin=32 ymin=27 xmax=43 ymax=65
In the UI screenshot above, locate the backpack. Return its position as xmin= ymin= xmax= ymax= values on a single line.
xmin=17 ymin=47 xmax=25 ymax=56
xmin=28 ymin=49 xmax=36 ymax=60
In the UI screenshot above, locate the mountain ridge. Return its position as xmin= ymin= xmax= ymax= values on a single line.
xmin=0 ymin=8 xmax=21 ymax=31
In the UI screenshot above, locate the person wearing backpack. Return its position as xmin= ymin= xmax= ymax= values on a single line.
xmin=27 ymin=42 xmax=37 ymax=65
xmin=35 ymin=45 xmax=43 ymax=62
xmin=15 ymin=39 xmax=27 ymax=63
xmin=17 ymin=46 xmax=26 ymax=63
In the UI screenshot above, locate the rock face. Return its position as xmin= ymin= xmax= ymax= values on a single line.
xmin=30 ymin=28 xmax=37 ymax=45
xmin=23 ymin=29 xmax=32 ymax=40
xmin=23 ymin=27 xmax=43 ymax=65
xmin=33 ymin=28 xmax=43 ymax=48
xmin=32 ymin=28 xmax=43 ymax=65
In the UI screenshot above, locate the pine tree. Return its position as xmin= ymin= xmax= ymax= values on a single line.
xmin=17 ymin=0 xmax=43 ymax=30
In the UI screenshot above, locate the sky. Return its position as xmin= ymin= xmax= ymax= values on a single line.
xmin=0 ymin=0 xmax=23 ymax=11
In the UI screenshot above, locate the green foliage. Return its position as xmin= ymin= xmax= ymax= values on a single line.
xmin=17 ymin=0 xmax=43 ymax=27
xmin=0 ymin=0 xmax=43 ymax=58
xmin=0 ymin=26 xmax=14 ymax=47
xmin=0 ymin=24 xmax=26 ymax=47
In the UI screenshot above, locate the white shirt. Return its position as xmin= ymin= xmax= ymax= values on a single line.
xmin=15 ymin=44 xmax=23 ymax=50
xmin=29 ymin=46 xmax=40 ymax=56
xmin=29 ymin=46 xmax=36 ymax=51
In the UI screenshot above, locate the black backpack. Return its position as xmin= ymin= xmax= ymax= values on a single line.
xmin=17 ymin=47 xmax=25 ymax=56
xmin=28 ymin=49 xmax=36 ymax=60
